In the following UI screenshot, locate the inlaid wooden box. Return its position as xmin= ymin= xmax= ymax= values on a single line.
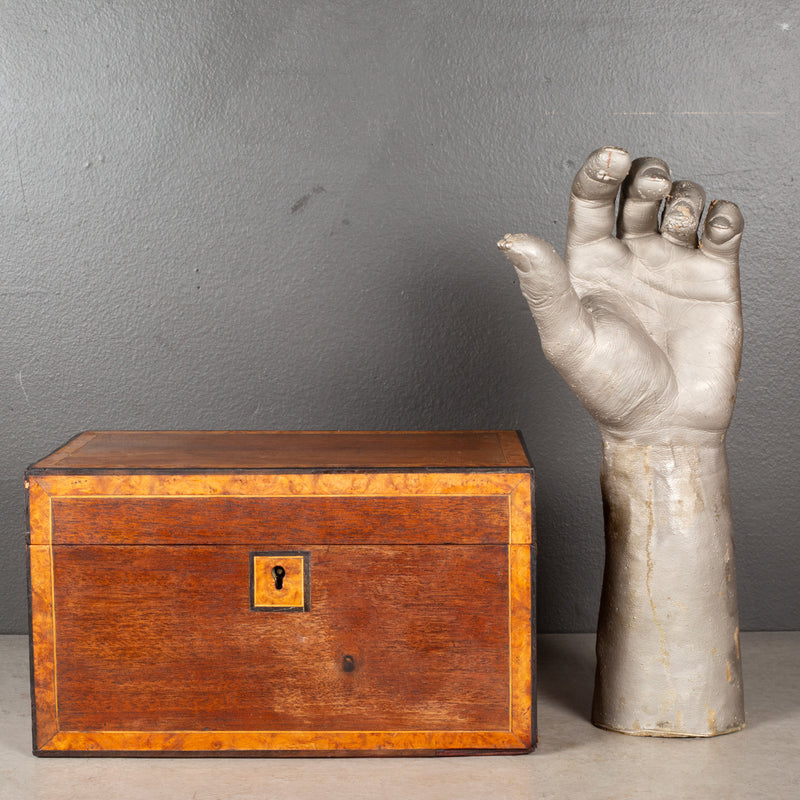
xmin=26 ymin=430 xmax=535 ymax=756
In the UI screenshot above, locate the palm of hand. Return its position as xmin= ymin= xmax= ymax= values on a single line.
xmin=500 ymin=148 xmax=743 ymax=446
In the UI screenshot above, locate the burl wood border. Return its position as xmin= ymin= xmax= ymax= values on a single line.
xmin=27 ymin=471 xmax=533 ymax=756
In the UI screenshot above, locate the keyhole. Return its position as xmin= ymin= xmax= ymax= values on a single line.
xmin=271 ymin=565 xmax=286 ymax=590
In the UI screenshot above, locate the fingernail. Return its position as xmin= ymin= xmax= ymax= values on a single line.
xmin=590 ymin=146 xmax=630 ymax=181
xmin=641 ymin=166 xmax=670 ymax=182
xmin=708 ymin=215 xmax=732 ymax=230
xmin=633 ymin=165 xmax=671 ymax=200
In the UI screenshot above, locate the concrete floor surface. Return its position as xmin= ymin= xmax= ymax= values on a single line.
xmin=1 ymin=632 xmax=797 ymax=799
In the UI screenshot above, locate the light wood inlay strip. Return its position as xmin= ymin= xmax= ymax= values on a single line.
xmin=509 ymin=544 xmax=533 ymax=746
xmin=27 ymin=479 xmax=54 ymax=546
xmin=41 ymin=728 xmax=529 ymax=753
xmin=509 ymin=476 xmax=534 ymax=545
xmin=29 ymin=544 xmax=59 ymax=747
xmin=36 ymin=472 xmax=524 ymax=499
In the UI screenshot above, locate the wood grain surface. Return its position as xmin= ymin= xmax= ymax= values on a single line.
xmin=52 ymin=544 xmax=511 ymax=732
xmin=30 ymin=430 xmax=530 ymax=472
xmin=27 ymin=431 xmax=534 ymax=755
xmin=50 ymin=495 xmax=509 ymax=545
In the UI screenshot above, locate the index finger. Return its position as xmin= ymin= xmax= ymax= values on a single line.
xmin=567 ymin=146 xmax=631 ymax=248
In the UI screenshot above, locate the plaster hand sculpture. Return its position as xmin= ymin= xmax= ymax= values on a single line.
xmin=499 ymin=146 xmax=745 ymax=737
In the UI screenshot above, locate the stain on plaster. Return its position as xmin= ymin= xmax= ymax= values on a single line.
xmin=291 ymin=185 xmax=326 ymax=214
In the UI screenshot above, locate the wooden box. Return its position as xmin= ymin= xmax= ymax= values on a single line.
xmin=26 ymin=430 xmax=535 ymax=757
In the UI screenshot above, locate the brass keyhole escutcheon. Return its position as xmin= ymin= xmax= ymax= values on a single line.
xmin=271 ymin=565 xmax=286 ymax=590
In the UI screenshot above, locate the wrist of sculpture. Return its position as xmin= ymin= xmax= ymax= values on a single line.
xmin=592 ymin=437 xmax=745 ymax=737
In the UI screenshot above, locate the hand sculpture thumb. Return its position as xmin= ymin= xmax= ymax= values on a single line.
xmin=497 ymin=233 xmax=593 ymax=369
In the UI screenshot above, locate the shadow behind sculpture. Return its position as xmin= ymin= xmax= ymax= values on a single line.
xmin=499 ymin=146 xmax=745 ymax=736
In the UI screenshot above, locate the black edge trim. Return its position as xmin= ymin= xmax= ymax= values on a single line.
xmin=33 ymin=744 xmax=535 ymax=758
xmin=26 ymin=466 xmax=535 ymax=477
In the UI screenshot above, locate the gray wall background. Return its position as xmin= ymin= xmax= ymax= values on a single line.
xmin=1 ymin=1 xmax=798 ymax=633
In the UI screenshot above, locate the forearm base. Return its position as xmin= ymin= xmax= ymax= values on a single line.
xmin=592 ymin=440 xmax=745 ymax=736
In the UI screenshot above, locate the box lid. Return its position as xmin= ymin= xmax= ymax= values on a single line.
xmin=27 ymin=430 xmax=532 ymax=474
